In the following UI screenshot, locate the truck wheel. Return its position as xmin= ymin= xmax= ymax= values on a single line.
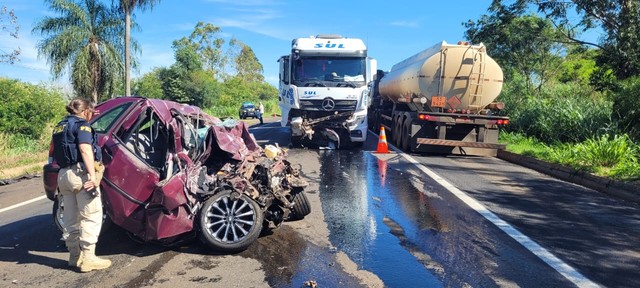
xmin=199 ymin=191 xmax=263 ymax=252
xmin=369 ymin=111 xmax=379 ymax=133
xmin=287 ymin=190 xmax=311 ymax=221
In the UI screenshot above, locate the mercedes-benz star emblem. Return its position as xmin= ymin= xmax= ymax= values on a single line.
xmin=322 ymin=98 xmax=335 ymax=111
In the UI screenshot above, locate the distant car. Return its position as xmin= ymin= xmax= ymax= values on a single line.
xmin=238 ymin=102 xmax=257 ymax=119
xmin=43 ymin=97 xmax=310 ymax=252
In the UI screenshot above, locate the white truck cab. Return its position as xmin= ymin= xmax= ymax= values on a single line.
xmin=278 ymin=34 xmax=376 ymax=148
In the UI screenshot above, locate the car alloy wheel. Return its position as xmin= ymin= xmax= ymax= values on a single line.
xmin=199 ymin=190 xmax=263 ymax=252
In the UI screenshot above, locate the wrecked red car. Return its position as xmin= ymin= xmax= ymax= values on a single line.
xmin=43 ymin=97 xmax=310 ymax=252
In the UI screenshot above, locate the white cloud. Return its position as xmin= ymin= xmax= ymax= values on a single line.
xmin=390 ymin=20 xmax=420 ymax=28
xmin=203 ymin=0 xmax=297 ymax=40
xmin=0 ymin=31 xmax=51 ymax=83
xmin=172 ymin=22 xmax=198 ymax=32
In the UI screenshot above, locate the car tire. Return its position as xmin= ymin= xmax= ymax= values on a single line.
xmin=198 ymin=190 xmax=263 ymax=252
xmin=287 ymin=189 xmax=311 ymax=221
xmin=53 ymin=194 xmax=64 ymax=232
xmin=53 ymin=193 xmax=112 ymax=234
xmin=290 ymin=136 xmax=302 ymax=148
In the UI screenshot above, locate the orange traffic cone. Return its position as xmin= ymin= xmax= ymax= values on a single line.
xmin=376 ymin=125 xmax=389 ymax=153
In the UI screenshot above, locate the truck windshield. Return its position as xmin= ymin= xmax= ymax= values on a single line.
xmin=292 ymin=56 xmax=366 ymax=87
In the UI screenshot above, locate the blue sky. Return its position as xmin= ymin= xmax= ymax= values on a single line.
xmin=1 ymin=0 xmax=499 ymax=90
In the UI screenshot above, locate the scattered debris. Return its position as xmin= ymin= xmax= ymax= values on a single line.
xmin=303 ymin=280 xmax=318 ymax=288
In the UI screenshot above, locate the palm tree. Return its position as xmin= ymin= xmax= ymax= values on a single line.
xmin=117 ymin=0 xmax=161 ymax=96
xmin=33 ymin=0 xmax=124 ymax=103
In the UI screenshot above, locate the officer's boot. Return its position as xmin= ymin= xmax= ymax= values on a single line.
xmin=79 ymin=245 xmax=111 ymax=272
xmin=66 ymin=240 xmax=83 ymax=267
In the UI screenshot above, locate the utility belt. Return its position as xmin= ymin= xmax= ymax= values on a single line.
xmin=65 ymin=161 xmax=105 ymax=187
xmin=66 ymin=161 xmax=103 ymax=171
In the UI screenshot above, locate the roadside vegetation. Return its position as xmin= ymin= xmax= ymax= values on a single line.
xmin=500 ymin=132 xmax=640 ymax=182
xmin=467 ymin=1 xmax=640 ymax=183
xmin=1 ymin=0 xmax=639 ymax=184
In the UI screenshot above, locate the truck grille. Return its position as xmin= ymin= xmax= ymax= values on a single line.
xmin=299 ymin=99 xmax=357 ymax=111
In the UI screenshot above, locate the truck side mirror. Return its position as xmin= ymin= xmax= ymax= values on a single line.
xmin=367 ymin=58 xmax=378 ymax=83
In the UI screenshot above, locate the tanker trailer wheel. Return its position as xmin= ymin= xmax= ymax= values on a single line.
xmin=287 ymin=189 xmax=311 ymax=221
xmin=199 ymin=190 xmax=263 ymax=252
xmin=401 ymin=118 xmax=412 ymax=152
xmin=391 ymin=116 xmax=399 ymax=144
xmin=394 ymin=116 xmax=404 ymax=148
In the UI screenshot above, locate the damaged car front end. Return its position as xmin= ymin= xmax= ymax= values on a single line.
xmin=44 ymin=97 xmax=310 ymax=252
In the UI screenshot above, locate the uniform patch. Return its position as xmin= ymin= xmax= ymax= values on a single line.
xmin=80 ymin=126 xmax=92 ymax=132
xmin=52 ymin=124 xmax=66 ymax=134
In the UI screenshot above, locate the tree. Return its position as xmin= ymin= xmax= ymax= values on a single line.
xmin=116 ymin=0 xmax=161 ymax=97
xmin=172 ymin=39 xmax=203 ymax=72
xmin=174 ymin=22 xmax=227 ymax=78
xmin=1 ymin=5 xmax=20 ymax=64
xmin=156 ymin=42 xmax=203 ymax=105
xmin=464 ymin=2 xmax=566 ymax=91
xmin=556 ymin=46 xmax=598 ymax=85
xmin=33 ymin=0 xmax=124 ymax=103
xmin=132 ymin=68 xmax=163 ymax=98
xmin=230 ymin=38 xmax=264 ymax=83
xmin=530 ymin=0 xmax=640 ymax=79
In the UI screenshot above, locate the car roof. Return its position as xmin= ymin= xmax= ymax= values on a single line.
xmin=95 ymin=97 xmax=218 ymax=124
xmin=95 ymin=96 xmax=141 ymax=113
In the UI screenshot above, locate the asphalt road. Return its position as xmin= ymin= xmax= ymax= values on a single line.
xmin=1 ymin=117 xmax=639 ymax=287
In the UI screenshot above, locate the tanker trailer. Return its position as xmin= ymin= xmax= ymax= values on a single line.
xmin=368 ymin=41 xmax=509 ymax=156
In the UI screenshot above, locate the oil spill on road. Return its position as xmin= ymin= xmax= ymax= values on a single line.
xmin=317 ymin=149 xmax=444 ymax=287
xmin=241 ymin=225 xmax=363 ymax=287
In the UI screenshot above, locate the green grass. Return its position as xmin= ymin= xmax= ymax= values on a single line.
xmin=501 ymin=132 xmax=640 ymax=181
xmin=0 ymin=127 xmax=52 ymax=179
xmin=500 ymin=132 xmax=550 ymax=158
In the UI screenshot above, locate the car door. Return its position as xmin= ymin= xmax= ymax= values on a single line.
xmin=100 ymin=101 xmax=163 ymax=236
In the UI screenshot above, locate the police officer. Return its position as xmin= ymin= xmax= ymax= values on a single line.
xmin=258 ymin=102 xmax=264 ymax=124
xmin=52 ymin=98 xmax=110 ymax=272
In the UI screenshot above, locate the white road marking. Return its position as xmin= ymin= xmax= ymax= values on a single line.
xmin=0 ymin=195 xmax=48 ymax=214
xmin=371 ymin=131 xmax=600 ymax=287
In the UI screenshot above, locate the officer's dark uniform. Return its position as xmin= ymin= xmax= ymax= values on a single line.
xmin=52 ymin=115 xmax=102 ymax=171
xmin=52 ymin=114 xmax=109 ymax=271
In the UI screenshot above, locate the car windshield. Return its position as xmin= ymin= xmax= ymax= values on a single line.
xmin=243 ymin=104 xmax=255 ymax=109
